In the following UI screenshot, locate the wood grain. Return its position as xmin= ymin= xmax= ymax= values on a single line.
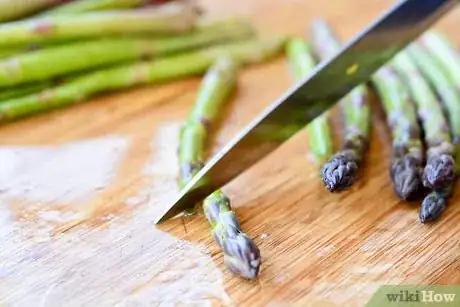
xmin=1 ymin=1 xmax=460 ymax=306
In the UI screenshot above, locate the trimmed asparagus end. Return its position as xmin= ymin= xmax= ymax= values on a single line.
xmin=390 ymin=156 xmax=423 ymax=200
xmin=321 ymin=151 xmax=358 ymax=192
xmin=419 ymin=191 xmax=446 ymax=223
xmin=422 ymin=154 xmax=456 ymax=189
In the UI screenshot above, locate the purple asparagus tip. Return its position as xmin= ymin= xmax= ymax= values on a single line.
xmin=391 ymin=156 xmax=423 ymax=200
xmin=222 ymin=234 xmax=261 ymax=279
xmin=419 ymin=191 xmax=446 ymax=223
xmin=423 ymin=154 xmax=456 ymax=189
xmin=321 ymin=152 xmax=358 ymax=192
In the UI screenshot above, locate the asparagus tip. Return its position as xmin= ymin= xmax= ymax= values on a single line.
xmin=321 ymin=152 xmax=358 ymax=192
xmin=422 ymin=154 xmax=456 ymax=189
xmin=222 ymin=234 xmax=261 ymax=279
xmin=419 ymin=191 xmax=446 ymax=223
xmin=391 ymin=156 xmax=423 ymax=200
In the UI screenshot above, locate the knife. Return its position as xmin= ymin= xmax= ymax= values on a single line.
xmin=155 ymin=0 xmax=459 ymax=223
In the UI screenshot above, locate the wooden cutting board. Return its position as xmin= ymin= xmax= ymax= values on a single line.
xmin=1 ymin=1 xmax=459 ymax=306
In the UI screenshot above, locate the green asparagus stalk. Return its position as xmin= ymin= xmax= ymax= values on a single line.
xmin=390 ymin=51 xmax=456 ymax=190
xmin=310 ymin=19 xmax=371 ymax=191
xmin=0 ymin=0 xmax=73 ymax=22
xmin=418 ymin=32 xmax=460 ymax=172
xmin=371 ymin=67 xmax=424 ymax=200
xmin=203 ymin=190 xmax=261 ymax=279
xmin=179 ymin=57 xmax=238 ymax=187
xmin=285 ymin=38 xmax=333 ymax=165
xmin=0 ymin=47 xmax=24 ymax=60
xmin=0 ymin=42 xmax=69 ymax=60
xmin=0 ymin=81 xmax=53 ymax=101
xmin=178 ymin=58 xmax=261 ymax=279
xmin=43 ymin=0 xmax=173 ymax=15
xmin=0 ymin=2 xmax=198 ymax=47
xmin=0 ymin=19 xmax=254 ymax=87
xmin=419 ymin=31 xmax=460 ymax=88
xmin=0 ymin=36 xmax=286 ymax=123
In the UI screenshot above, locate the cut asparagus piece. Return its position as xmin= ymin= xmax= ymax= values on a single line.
xmin=0 ymin=0 xmax=73 ymax=22
xmin=204 ymin=190 xmax=261 ymax=279
xmin=44 ymin=0 xmax=173 ymax=15
xmin=390 ymin=51 xmax=456 ymax=190
xmin=0 ymin=2 xmax=198 ymax=47
xmin=0 ymin=36 xmax=286 ymax=123
xmin=285 ymin=37 xmax=333 ymax=165
xmin=310 ymin=19 xmax=371 ymax=191
xmin=0 ymin=19 xmax=254 ymax=87
xmin=371 ymin=67 xmax=424 ymax=200
xmin=418 ymin=32 xmax=460 ymax=172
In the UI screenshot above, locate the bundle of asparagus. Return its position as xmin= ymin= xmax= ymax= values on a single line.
xmin=0 ymin=0 xmax=289 ymax=125
xmin=285 ymin=37 xmax=333 ymax=166
xmin=0 ymin=37 xmax=285 ymax=122
xmin=309 ymin=19 xmax=371 ymax=192
xmin=419 ymin=31 xmax=460 ymax=172
xmin=0 ymin=19 xmax=254 ymax=87
xmin=178 ymin=58 xmax=261 ymax=279
xmin=406 ymin=43 xmax=460 ymax=222
xmin=390 ymin=51 xmax=456 ymax=223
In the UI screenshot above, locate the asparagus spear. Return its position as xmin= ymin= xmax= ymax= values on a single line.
xmin=0 ymin=2 xmax=198 ymax=47
xmin=0 ymin=36 xmax=285 ymax=123
xmin=371 ymin=67 xmax=424 ymax=200
xmin=390 ymin=51 xmax=456 ymax=190
xmin=179 ymin=58 xmax=261 ymax=279
xmin=204 ymin=190 xmax=261 ymax=279
xmin=0 ymin=82 xmax=53 ymax=101
xmin=418 ymin=32 xmax=460 ymax=173
xmin=179 ymin=57 xmax=238 ymax=187
xmin=44 ymin=0 xmax=173 ymax=15
xmin=419 ymin=32 xmax=460 ymax=88
xmin=0 ymin=19 xmax=254 ymax=87
xmin=285 ymin=38 xmax=333 ymax=165
xmin=0 ymin=47 xmax=24 ymax=60
xmin=309 ymin=19 xmax=371 ymax=191
xmin=0 ymin=0 xmax=73 ymax=22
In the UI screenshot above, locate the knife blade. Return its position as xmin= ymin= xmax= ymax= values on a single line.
xmin=155 ymin=0 xmax=458 ymax=223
